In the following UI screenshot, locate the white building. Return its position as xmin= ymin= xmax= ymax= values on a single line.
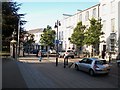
xmin=58 ymin=0 xmax=120 ymax=57
xmin=27 ymin=28 xmax=45 ymax=50
xmin=99 ymin=0 xmax=120 ymax=56
xmin=59 ymin=4 xmax=100 ymax=52
xmin=28 ymin=28 xmax=43 ymax=44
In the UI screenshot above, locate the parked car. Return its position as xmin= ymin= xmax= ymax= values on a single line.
xmin=75 ymin=58 xmax=111 ymax=76
xmin=40 ymin=49 xmax=47 ymax=57
xmin=58 ymin=50 xmax=66 ymax=58
xmin=116 ymin=53 xmax=120 ymax=66
xmin=48 ymin=49 xmax=56 ymax=54
xmin=32 ymin=49 xmax=39 ymax=54
xmin=117 ymin=60 xmax=120 ymax=66
xmin=64 ymin=50 xmax=75 ymax=58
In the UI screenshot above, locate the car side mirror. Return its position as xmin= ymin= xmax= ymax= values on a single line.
xmin=79 ymin=61 xmax=82 ymax=63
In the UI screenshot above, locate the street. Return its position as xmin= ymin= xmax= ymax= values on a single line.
xmin=17 ymin=57 xmax=119 ymax=88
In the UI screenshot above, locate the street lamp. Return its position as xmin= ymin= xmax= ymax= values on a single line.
xmin=54 ymin=20 xmax=61 ymax=66
xmin=17 ymin=18 xmax=20 ymax=57
xmin=11 ymin=29 xmax=17 ymax=58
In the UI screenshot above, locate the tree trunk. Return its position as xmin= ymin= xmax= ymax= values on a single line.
xmin=47 ymin=45 xmax=49 ymax=59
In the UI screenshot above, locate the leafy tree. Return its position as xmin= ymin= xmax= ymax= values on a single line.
xmin=40 ymin=25 xmax=56 ymax=50
xmin=2 ymin=1 xmax=27 ymax=54
xmin=23 ymin=32 xmax=35 ymax=45
xmin=70 ymin=21 xmax=86 ymax=55
xmin=2 ymin=1 xmax=26 ymax=42
xmin=84 ymin=18 xmax=104 ymax=56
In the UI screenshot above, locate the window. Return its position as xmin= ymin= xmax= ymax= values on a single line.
xmin=79 ymin=14 xmax=82 ymax=21
xmin=86 ymin=59 xmax=92 ymax=64
xmin=111 ymin=0 xmax=115 ymax=13
xmin=59 ymin=32 xmax=61 ymax=40
xmin=102 ymin=4 xmax=107 ymax=15
xmin=95 ymin=60 xmax=107 ymax=65
xmin=36 ymin=35 xmax=38 ymax=38
xmin=92 ymin=8 xmax=96 ymax=18
xmin=61 ymin=31 xmax=63 ymax=40
xmin=110 ymin=39 xmax=115 ymax=51
xmin=39 ymin=34 xmax=41 ymax=37
xmin=103 ymin=20 xmax=106 ymax=32
xmin=81 ymin=58 xmax=87 ymax=63
xmin=85 ymin=25 xmax=89 ymax=30
xmin=85 ymin=11 xmax=89 ymax=21
xmin=111 ymin=18 xmax=115 ymax=32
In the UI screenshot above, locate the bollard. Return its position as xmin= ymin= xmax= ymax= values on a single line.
xmin=109 ymin=54 xmax=111 ymax=63
xmin=64 ymin=56 xmax=68 ymax=68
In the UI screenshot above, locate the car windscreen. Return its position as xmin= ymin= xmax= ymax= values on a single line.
xmin=95 ymin=60 xmax=107 ymax=65
xmin=61 ymin=50 xmax=65 ymax=52
xmin=41 ymin=50 xmax=46 ymax=52
xmin=67 ymin=50 xmax=73 ymax=52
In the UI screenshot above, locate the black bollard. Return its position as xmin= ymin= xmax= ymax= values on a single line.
xmin=64 ymin=58 xmax=66 ymax=68
xmin=64 ymin=56 xmax=68 ymax=68
xmin=109 ymin=54 xmax=111 ymax=63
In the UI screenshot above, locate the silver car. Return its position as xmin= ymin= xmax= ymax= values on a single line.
xmin=75 ymin=58 xmax=111 ymax=76
xmin=58 ymin=50 xmax=66 ymax=58
xmin=64 ymin=50 xmax=75 ymax=58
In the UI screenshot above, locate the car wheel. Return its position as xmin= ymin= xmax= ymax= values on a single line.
xmin=75 ymin=64 xmax=79 ymax=70
xmin=104 ymin=73 xmax=109 ymax=75
xmin=63 ymin=54 xmax=65 ymax=58
xmin=71 ymin=56 xmax=74 ymax=58
xmin=58 ymin=55 xmax=61 ymax=58
xmin=89 ymin=69 xmax=94 ymax=76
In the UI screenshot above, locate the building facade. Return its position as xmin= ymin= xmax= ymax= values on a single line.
xmin=57 ymin=0 xmax=120 ymax=57
xmin=99 ymin=0 xmax=120 ymax=57
xmin=58 ymin=4 xmax=100 ymax=52
xmin=27 ymin=28 xmax=45 ymax=50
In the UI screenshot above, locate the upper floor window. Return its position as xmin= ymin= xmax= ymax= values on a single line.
xmin=85 ymin=11 xmax=89 ymax=21
xmin=79 ymin=14 xmax=82 ymax=21
xmin=59 ymin=31 xmax=61 ymax=40
xmin=39 ymin=34 xmax=41 ymax=38
xmin=85 ymin=25 xmax=89 ymax=30
xmin=103 ymin=20 xmax=106 ymax=32
xmin=102 ymin=4 xmax=107 ymax=15
xmin=61 ymin=31 xmax=63 ymax=40
xmin=36 ymin=34 xmax=38 ymax=38
xmin=111 ymin=18 xmax=115 ymax=32
xmin=111 ymin=0 xmax=115 ymax=13
xmin=92 ymin=8 xmax=96 ymax=18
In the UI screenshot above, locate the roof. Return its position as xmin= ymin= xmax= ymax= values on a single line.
xmin=63 ymin=3 xmax=100 ymax=20
xmin=28 ymin=28 xmax=44 ymax=34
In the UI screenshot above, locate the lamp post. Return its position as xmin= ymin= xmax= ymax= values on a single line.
xmin=11 ymin=29 xmax=17 ymax=58
xmin=17 ymin=18 xmax=20 ymax=57
xmin=54 ymin=20 xmax=61 ymax=66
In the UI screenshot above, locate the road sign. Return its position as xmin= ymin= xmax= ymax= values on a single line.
xmin=56 ymin=40 xmax=59 ymax=44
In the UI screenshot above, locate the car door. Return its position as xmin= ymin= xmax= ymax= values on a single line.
xmin=83 ymin=59 xmax=92 ymax=72
xmin=78 ymin=58 xmax=87 ymax=71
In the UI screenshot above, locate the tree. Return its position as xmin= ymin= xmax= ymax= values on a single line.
xmin=84 ymin=17 xmax=104 ymax=56
xmin=40 ymin=25 xmax=56 ymax=50
xmin=2 ymin=1 xmax=27 ymax=53
xmin=26 ymin=33 xmax=35 ymax=45
xmin=2 ymin=1 xmax=26 ymax=42
xmin=70 ymin=21 xmax=86 ymax=56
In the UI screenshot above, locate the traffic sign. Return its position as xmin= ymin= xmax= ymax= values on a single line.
xmin=56 ymin=40 xmax=59 ymax=44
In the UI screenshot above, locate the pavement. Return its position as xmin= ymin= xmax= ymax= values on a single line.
xmin=2 ymin=54 xmax=120 ymax=89
xmin=2 ymin=55 xmax=71 ymax=89
xmin=2 ymin=57 xmax=27 ymax=89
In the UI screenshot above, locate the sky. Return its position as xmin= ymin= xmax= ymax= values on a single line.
xmin=14 ymin=0 xmax=99 ymax=30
